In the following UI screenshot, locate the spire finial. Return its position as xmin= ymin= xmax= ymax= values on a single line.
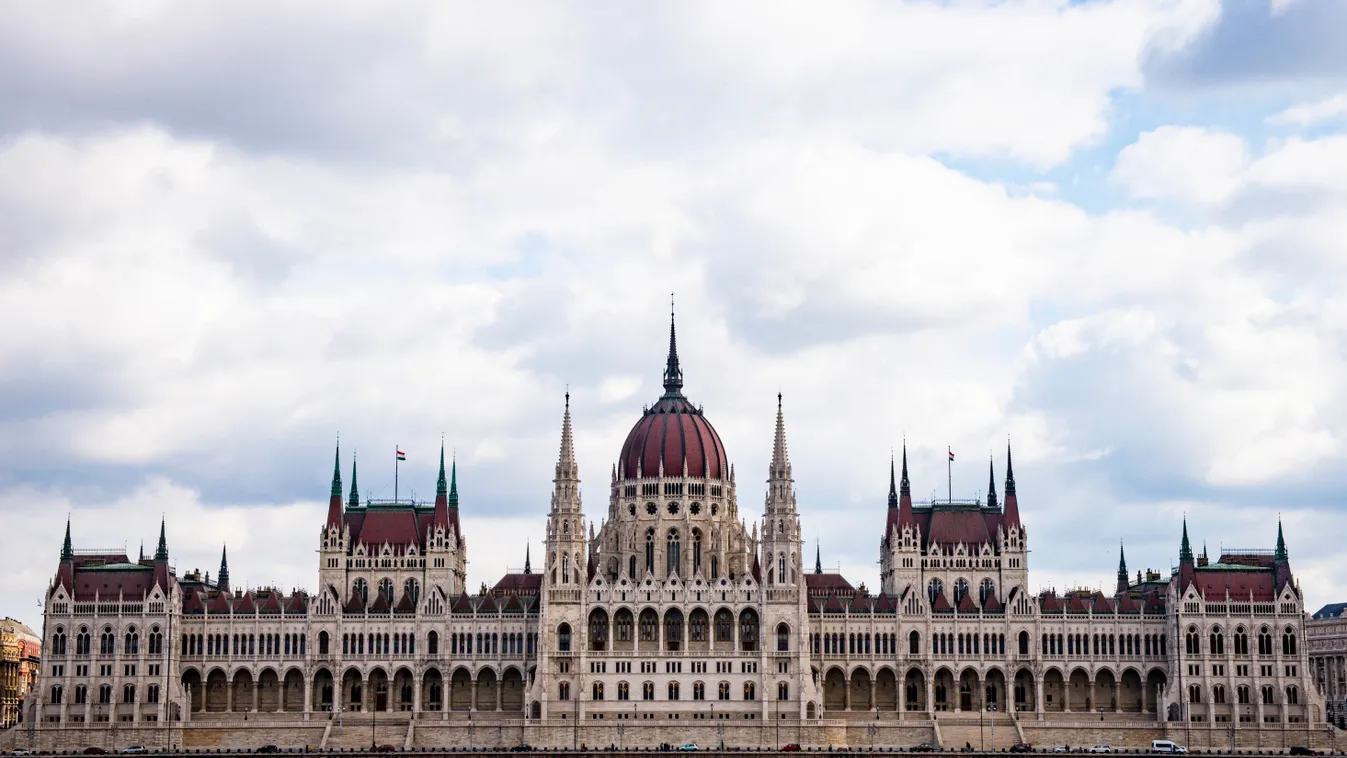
xmin=330 ymin=438 xmax=343 ymax=499
xmin=771 ymin=392 xmax=790 ymax=478
xmin=218 ymin=543 xmax=230 ymax=593
xmin=448 ymin=453 xmax=459 ymax=509
xmin=437 ymin=442 xmax=448 ymax=497
xmin=899 ymin=441 xmax=911 ymax=497
xmin=348 ymin=450 xmax=360 ymax=507
xmin=524 ymin=542 xmax=532 ymax=575
xmin=1004 ymin=440 xmax=1017 ymax=497
xmin=61 ymin=516 xmax=73 ymax=561
xmin=814 ymin=540 xmax=822 ymax=575
xmin=987 ymin=455 xmax=999 ymax=509
xmin=888 ymin=454 xmax=898 ymax=509
xmin=1275 ymin=516 xmax=1288 ymax=562
xmin=1180 ymin=516 xmax=1194 ymax=563
xmin=155 ymin=517 xmax=168 ymax=561
xmin=663 ymin=295 xmax=684 ymax=395
xmin=1116 ymin=540 xmax=1129 ymax=594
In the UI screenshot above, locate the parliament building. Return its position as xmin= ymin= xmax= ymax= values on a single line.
xmin=13 ymin=316 xmax=1340 ymax=751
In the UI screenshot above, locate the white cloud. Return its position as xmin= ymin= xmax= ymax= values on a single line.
xmin=1 ymin=0 xmax=1347 ymax=628
xmin=1112 ymin=126 xmax=1250 ymax=206
xmin=1268 ymin=94 xmax=1347 ymax=127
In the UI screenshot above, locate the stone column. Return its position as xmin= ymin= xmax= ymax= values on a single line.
xmin=363 ymin=675 xmax=370 ymax=713
xmin=926 ymin=674 xmax=935 ymax=716
xmin=413 ymin=676 xmax=421 ymax=714
xmin=1114 ymin=680 xmax=1122 ymax=713
xmin=470 ymin=672 xmax=478 ymax=712
xmin=870 ymin=677 xmax=877 ymax=711
xmin=303 ymin=675 xmax=311 ymax=720
xmin=226 ymin=678 xmax=234 ymax=712
xmin=843 ymin=673 xmax=850 ymax=711
xmin=497 ymin=679 xmax=503 ymax=711
xmin=1035 ymin=675 xmax=1044 ymax=719
xmin=252 ymin=681 xmax=260 ymax=713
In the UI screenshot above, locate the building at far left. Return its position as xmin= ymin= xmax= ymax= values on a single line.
xmin=1 ymin=618 xmax=41 ymax=729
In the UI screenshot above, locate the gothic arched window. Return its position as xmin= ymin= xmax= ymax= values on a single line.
xmin=645 ymin=530 xmax=655 ymax=575
xmin=666 ymin=529 xmax=681 ymax=577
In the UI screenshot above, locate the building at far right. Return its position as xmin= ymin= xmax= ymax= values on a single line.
xmin=1309 ymin=603 xmax=1347 ymax=729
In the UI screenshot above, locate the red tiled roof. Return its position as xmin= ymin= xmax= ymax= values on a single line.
xmin=343 ymin=592 xmax=366 ymax=614
xmin=368 ymin=591 xmax=391 ymax=613
xmin=234 ymin=592 xmax=256 ymax=614
xmin=982 ymin=591 xmax=1003 ymax=613
xmin=805 ymin=574 xmax=855 ymax=594
xmin=394 ymin=591 xmax=416 ymax=614
xmin=492 ymin=573 xmax=543 ymax=595
xmin=451 ymin=594 xmax=476 ymax=614
xmin=923 ymin=509 xmax=1001 ymax=548
xmin=619 ymin=395 xmax=728 ymax=480
xmin=931 ymin=590 xmax=952 ymax=612
xmin=957 ymin=591 xmax=978 ymax=612
xmin=1196 ymin=567 xmax=1276 ymax=601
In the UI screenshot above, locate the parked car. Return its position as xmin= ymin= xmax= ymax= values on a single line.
xmin=12 ymin=750 xmax=34 ymax=756
xmin=1289 ymin=748 xmax=1319 ymax=756
xmin=678 ymin=744 xmax=699 ymax=752
xmin=1052 ymin=747 xmax=1070 ymax=753
xmin=782 ymin=745 xmax=802 ymax=753
xmin=1088 ymin=747 xmax=1112 ymax=754
xmin=255 ymin=747 xmax=281 ymax=754
xmin=373 ymin=746 xmax=397 ymax=753
xmin=1010 ymin=745 xmax=1033 ymax=753
xmin=509 ymin=745 xmax=533 ymax=753
xmin=120 ymin=748 xmax=148 ymax=755
xmin=911 ymin=744 xmax=940 ymax=752
xmin=1150 ymin=741 xmax=1187 ymax=754
xmin=83 ymin=749 xmax=109 ymax=755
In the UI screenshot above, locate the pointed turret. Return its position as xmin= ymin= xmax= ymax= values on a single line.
xmin=326 ymin=441 xmax=343 ymax=530
xmin=662 ymin=300 xmax=684 ymax=397
xmin=770 ymin=393 xmax=790 ymax=481
xmin=814 ymin=542 xmax=822 ymax=575
xmin=1002 ymin=443 xmax=1020 ymax=529
xmin=1179 ymin=516 xmax=1196 ymax=590
xmin=1273 ymin=517 xmax=1294 ymax=592
xmin=155 ymin=518 xmax=168 ymax=562
xmin=348 ymin=453 xmax=360 ymax=508
xmin=449 ymin=456 xmax=459 ymax=509
xmin=1116 ymin=541 xmax=1128 ymax=595
xmin=898 ymin=442 xmax=914 ymax=525
xmin=432 ymin=443 xmax=450 ymax=530
xmin=138 ymin=541 xmax=144 ymax=562
xmin=888 ymin=456 xmax=898 ymax=509
xmin=524 ymin=543 xmax=532 ymax=575
xmin=987 ymin=457 xmax=999 ymax=510
xmin=217 ymin=544 xmax=230 ymax=593
xmin=557 ymin=392 xmax=577 ymax=482
xmin=61 ymin=517 xmax=73 ymax=562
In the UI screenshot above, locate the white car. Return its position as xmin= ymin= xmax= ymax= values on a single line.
xmin=120 ymin=748 xmax=148 ymax=755
xmin=1089 ymin=747 xmax=1112 ymax=754
xmin=13 ymin=750 xmax=35 ymax=756
xmin=1052 ymin=748 xmax=1069 ymax=754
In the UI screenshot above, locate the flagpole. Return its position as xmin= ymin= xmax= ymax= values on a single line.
xmin=395 ymin=444 xmax=399 ymax=504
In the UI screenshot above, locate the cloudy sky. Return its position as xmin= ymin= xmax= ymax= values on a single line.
xmin=3 ymin=0 xmax=1347 ymax=629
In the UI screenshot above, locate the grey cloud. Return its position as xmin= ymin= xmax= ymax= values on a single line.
xmin=1143 ymin=0 xmax=1347 ymax=88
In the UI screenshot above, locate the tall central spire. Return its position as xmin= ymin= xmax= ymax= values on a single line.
xmin=155 ymin=517 xmax=168 ymax=562
xmin=348 ymin=452 xmax=360 ymax=507
xmin=771 ymin=392 xmax=790 ymax=480
xmin=62 ymin=517 xmax=73 ymax=561
xmin=663 ymin=296 xmax=683 ymax=396
xmin=987 ymin=456 xmax=999 ymax=509
xmin=558 ymin=392 xmax=577 ymax=478
xmin=218 ymin=544 xmax=230 ymax=593
xmin=888 ymin=455 xmax=898 ymax=509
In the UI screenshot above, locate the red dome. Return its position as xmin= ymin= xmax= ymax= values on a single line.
xmin=618 ymin=309 xmax=729 ymax=480
xmin=619 ymin=396 xmax=728 ymax=480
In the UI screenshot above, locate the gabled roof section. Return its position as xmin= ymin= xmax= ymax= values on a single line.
xmin=343 ymin=591 xmax=366 ymax=614
xmin=931 ymin=590 xmax=953 ymax=613
xmin=394 ymin=591 xmax=417 ymax=614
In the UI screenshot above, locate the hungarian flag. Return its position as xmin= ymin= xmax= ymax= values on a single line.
xmin=948 ymin=449 xmax=955 ymax=461
xmin=396 ymin=450 xmax=406 ymax=461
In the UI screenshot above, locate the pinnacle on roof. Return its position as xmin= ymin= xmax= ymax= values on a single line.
xmin=348 ymin=452 xmax=360 ymax=507
xmin=330 ymin=441 xmax=342 ymax=499
xmin=888 ymin=455 xmax=898 ymax=509
xmin=1276 ymin=518 xmax=1288 ymax=562
xmin=662 ymin=297 xmax=684 ymax=396
xmin=899 ymin=443 xmax=911 ymax=497
xmin=155 ymin=517 xmax=168 ymax=562
xmin=437 ymin=443 xmax=448 ymax=497
xmin=1002 ymin=441 xmax=1021 ymax=529
xmin=523 ymin=543 xmax=532 ymax=575
xmin=61 ymin=517 xmax=73 ymax=561
xmin=1180 ymin=517 xmax=1194 ymax=564
xmin=770 ymin=392 xmax=790 ymax=480
xmin=987 ymin=456 xmax=999 ymax=509
xmin=1004 ymin=442 xmax=1016 ymax=498
xmin=448 ymin=455 xmax=459 ymax=509
xmin=814 ymin=541 xmax=822 ymax=575
xmin=557 ymin=391 xmax=576 ymax=476
xmin=218 ymin=544 xmax=230 ymax=593
xmin=1117 ymin=541 xmax=1128 ymax=582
